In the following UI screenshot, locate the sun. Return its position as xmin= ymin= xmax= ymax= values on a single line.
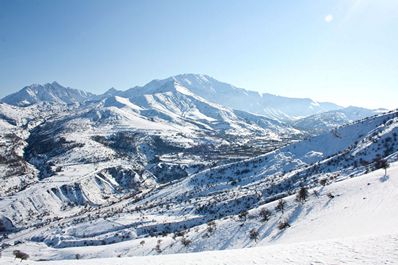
xmin=324 ymin=14 xmax=334 ymax=23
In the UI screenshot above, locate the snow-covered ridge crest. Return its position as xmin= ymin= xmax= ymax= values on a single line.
xmin=1 ymin=82 xmax=95 ymax=106
xmin=117 ymin=74 xmax=344 ymax=121
xmin=1 ymin=74 xmax=359 ymax=120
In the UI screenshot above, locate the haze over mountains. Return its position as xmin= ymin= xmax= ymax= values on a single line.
xmin=0 ymin=74 xmax=396 ymax=264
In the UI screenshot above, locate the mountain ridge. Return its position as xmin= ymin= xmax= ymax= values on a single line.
xmin=1 ymin=82 xmax=94 ymax=106
xmin=1 ymin=74 xmax=366 ymax=121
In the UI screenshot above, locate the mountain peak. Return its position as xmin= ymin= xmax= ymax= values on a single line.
xmin=171 ymin=73 xmax=212 ymax=82
xmin=1 ymin=82 xmax=93 ymax=106
xmin=103 ymin=87 xmax=121 ymax=96
xmin=160 ymin=74 xmax=341 ymax=120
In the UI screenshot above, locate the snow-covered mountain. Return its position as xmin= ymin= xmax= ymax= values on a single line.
xmin=2 ymin=74 xmax=373 ymax=123
xmin=0 ymin=78 xmax=302 ymax=198
xmin=113 ymin=74 xmax=342 ymax=121
xmin=293 ymin=106 xmax=385 ymax=135
xmin=1 ymin=82 xmax=94 ymax=106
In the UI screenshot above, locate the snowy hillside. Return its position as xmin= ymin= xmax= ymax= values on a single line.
xmin=0 ymin=102 xmax=79 ymax=196
xmin=1 ymin=161 xmax=398 ymax=264
xmin=118 ymin=74 xmax=342 ymax=121
xmin=293 ymin=106 xmax=385 ymax=135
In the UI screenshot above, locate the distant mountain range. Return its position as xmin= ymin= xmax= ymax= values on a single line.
xmin=1 ymin=81 xmax=95 ymax=107
xmin=2 ymin=74 xmax=382 ymax=123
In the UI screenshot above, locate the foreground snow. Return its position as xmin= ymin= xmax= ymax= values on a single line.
xmin=1 ymin=233 xmax=397 ymax=264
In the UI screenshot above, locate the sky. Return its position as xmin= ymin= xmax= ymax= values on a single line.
xmin=0 ymin=0 xmax=397 ymax=109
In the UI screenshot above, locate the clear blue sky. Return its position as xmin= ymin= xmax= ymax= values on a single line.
xmin=0 ymin=0 xmax=397 ymax=109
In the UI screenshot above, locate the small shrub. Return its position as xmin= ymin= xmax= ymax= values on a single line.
xmin=155 ymin=244 xmax=162 ymax=253
xmin=181 ymin=237 xmax=192 ymax=247
xmin=206 ymin=221 xmax=216 ymax=234
xmin=259 ymin=208 xmax=271 ymax=222
xmin=239 ymin=210 xmax=248 ymax=221
xmin=319 ymin=179 xmax=327 ymax=186
xmin=275 ymin=199 xmax=286 ymax=213
xmin=327 ymin=192 xmax=335 ymax=199
xmin=249 ymin=228 xmax=259 ymax=241
xmin=277 ymin=219 xmax=291 ymax=230
xmin=13 ymin=250 xmax=29 ymax=261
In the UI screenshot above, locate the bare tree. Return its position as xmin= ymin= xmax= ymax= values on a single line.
xmin=259 ymin=208 xmax=271 ymax=222
xmin=239 ymin=210 xmax=248 ymax=221
xmin=249 ymin=228 xmax=259 ymax=241
xmin=376 ymin=159 xmax=390 ymax=176
xmin=277 ymin=219 xmax=291 ymax=230
xmin=275 ymin=199 xmax=286 ymax=213
xmin=181 ymin=237 xmax=192 ymax=247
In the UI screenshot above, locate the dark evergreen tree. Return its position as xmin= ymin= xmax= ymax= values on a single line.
xmin=376 ymin=159 xmax=390 ymax=176
xmin=296 ymin=187 xmax=309 ymax=203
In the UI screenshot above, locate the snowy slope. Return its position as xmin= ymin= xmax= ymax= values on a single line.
xmin=118 ymin=74 xmax=342 ymax=121
xmin=1 ymin=162 xmax=398 ymax=264
xmin=170 ymin=74 xmax=343 ymax=120
xmin=2 ymin=233 xmax=398 ymax=264
xmin=0 ymin=102 xmax=79 ymax=196
xmin=162 ymin=109 xmax=398 ymax=208
xmin=122 ymin=80 xmax=296 ymax=137
xmin=293 ymin=106 xmax=385 ymax=135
